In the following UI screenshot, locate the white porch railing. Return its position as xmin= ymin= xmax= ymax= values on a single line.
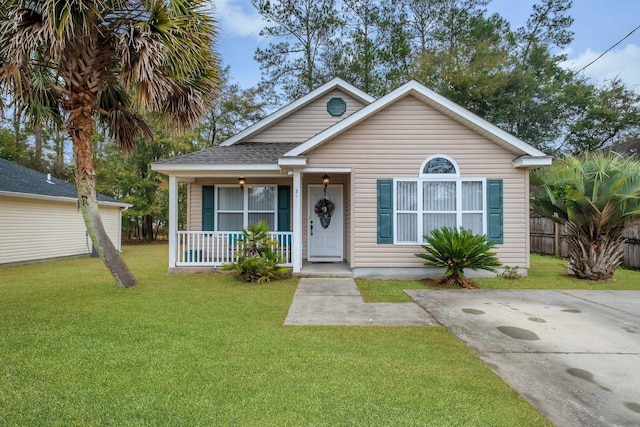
xmin=176 ymin=231 xmax=293 ymax=267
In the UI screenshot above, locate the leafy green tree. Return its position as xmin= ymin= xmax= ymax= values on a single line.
xmin=0 ymin=0 xmax=219 ymax=287
xmin=96 ymin=118 xmax=199 ymax=241
xmin=499 ymin=0 xmax=574 ymax=151
xmin=375 ymin=2 xmax=413 ymax=91
xmin=531 ymin=153 xmax=640 ymax=281
xmin=0 ymin=127 xmax=18 ymax=161
xmin=253 ymin=0 xmax=340 ymax=101
xmin=515 ymin=0 xmax=574 ymax=62
xmin=562 ymin=78 xmax=640 ymax=154
xmin=408 ymin=0 xmax=575 ymax=152
xmin=336 ymin=0 xmax=385 ymax=95
xmin=329 ymin=0 xmax=411 ymax=95
xmin=416 ymin=226 xmax=501 ymax=289
xmin=250 ymin=0 xmax=640 ymax=155
xmin=197 ymin=66 xmax=266 ymax=146
xmin=411 ymin=9 xmax=513 ymax=117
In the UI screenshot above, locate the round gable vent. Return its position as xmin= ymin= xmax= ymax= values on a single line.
xmin=327 ymin=97 xmax=347 ymax=117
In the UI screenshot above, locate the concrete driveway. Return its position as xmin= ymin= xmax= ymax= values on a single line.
xmin=406 ymin=290 xmax=640 ymax=427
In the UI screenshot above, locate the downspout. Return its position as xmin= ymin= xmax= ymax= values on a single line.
xmin=119 ymin=205 xmax=129 ymax=252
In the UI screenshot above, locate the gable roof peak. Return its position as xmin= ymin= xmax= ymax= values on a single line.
xmin=219 ymin=78 xmax=375 ymax=147
xmin=284 ymin=79 xmax=550 ymax=160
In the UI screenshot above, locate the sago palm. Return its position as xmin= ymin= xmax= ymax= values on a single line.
xmin=531 ymin=152 xmax=640 ymax=281
xmin=0 ymin=1 xmax=219 ymax=286
xmin=416 ymin=226 xmax=501 ymax=289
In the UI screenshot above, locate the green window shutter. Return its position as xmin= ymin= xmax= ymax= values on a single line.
xmin=277 ymin=185 xmax=291 ymax=231
xmin=486 ymin=179 xmax=503 ymax=244
xmin=202 ymin=185 xmax=215 ymax=231
xmin=377 ymin=179 xmax=394 ymax=244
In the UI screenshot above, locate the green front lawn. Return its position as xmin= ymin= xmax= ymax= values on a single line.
xmin=0 ymin=245 xmax=548 ymax=426
xmin=358 ymin=254 xmax=640 ymax=303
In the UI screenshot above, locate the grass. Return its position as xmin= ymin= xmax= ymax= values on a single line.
xmin=0 ymin=244 xmax=550 ymax=426
xmin=358 ymin=253 xmax=640 ymax=302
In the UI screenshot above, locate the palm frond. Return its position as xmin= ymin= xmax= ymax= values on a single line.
xmin=416 ymin=227 xmax=501 ymax=288
xmin=2 ymin=0 xmax=219 ymax=149
xmin=108 ymin=106 xmax=153 ymax=153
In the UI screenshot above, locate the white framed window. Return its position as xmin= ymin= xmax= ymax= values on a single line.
xmin=216 ymin=185 xmax=277 ymax=231
xmin=394 ymin=156 xmax=485 ymax=244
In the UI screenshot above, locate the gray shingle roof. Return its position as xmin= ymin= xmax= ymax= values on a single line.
xmin=602 ymin=139 xmax=640 ymax=157
xmin=0 ymin=158 xmax=124 ymax=204
xmin=154 ymin=142 xmax=302 ymax=165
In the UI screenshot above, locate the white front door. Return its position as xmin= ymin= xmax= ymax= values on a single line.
xmin=308 ymin=184 xmax=343 ymax=262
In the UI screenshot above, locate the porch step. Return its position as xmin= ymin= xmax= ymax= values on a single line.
xmin=296 ymin=262 xmax=353 ymax=278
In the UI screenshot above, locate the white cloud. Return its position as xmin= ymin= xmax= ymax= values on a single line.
xmin=213 ymin=0 xmax=266 ymax=38
xmin=561 ymin=43 xmax=640 ymax=89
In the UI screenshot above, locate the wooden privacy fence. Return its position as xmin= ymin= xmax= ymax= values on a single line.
xmin=530 ymin=213 xmax=640 ymax=269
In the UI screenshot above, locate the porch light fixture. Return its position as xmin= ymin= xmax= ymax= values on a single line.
xmin=238 ymin=177 xmax=246 ymax=188
xmin=322 ymin=174 xmax=330 ymax=191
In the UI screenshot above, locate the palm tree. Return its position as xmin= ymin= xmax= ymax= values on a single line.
xmin=531 ymin=152 xmax=640 ymax=281
xmin=0 ymin=1 xmax=219 ymax=287
xmin=416 ymin=226 xmax=501 ymax=289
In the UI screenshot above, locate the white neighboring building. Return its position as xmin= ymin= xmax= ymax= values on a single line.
xmin=0 ymin=158 xmax=130 ymax=265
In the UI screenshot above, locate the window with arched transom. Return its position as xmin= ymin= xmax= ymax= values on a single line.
xmin=394 ymin=156 xmax=485 ymax=243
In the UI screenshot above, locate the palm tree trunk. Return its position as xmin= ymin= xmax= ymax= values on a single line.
xmin=70 ymin=107 xmax=137 ymax=287
xmin=59 ymin=33 xmax=138 ymax=287
xmin=565 ymin=221 xmax=625 ymax=281
xmin=73 ymin=140 xmax=137 ymax=286
xmin=33 ymin=120 xmax=43 ymax=170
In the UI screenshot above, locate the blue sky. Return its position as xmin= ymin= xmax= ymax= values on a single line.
xmin=212 ymin=0 xmax=640 ymax=91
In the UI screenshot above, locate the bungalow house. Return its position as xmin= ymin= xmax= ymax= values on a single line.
xmin=0 ymin=158 xmax=130 ymax=265
xmin=151 ymin=79 xmax=551 ymax=278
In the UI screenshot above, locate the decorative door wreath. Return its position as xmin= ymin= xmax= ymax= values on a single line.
xmin=314 ymin=195 xmax=335 ymax=229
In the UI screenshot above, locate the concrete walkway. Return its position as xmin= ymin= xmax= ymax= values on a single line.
xmin=284 ymin=278 xmax=436 ymax=326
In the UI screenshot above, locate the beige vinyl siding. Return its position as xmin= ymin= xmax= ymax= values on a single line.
xmin=306 ymin=95 xmax=530 ymax=269
xmin=0 ymin=196 xmax=122 ymax=265
xmin=251 ymin=90 xmax=366 ymax=143
xmin=344 ymin=176 xmax=352 ymax=266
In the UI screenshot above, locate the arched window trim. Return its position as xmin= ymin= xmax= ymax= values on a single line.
xmin=419 ymin=155 xmax=459 ymax=178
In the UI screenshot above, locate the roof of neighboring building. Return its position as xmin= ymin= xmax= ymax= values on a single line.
xmin=154 ymin=142 xmax=302 ymax=165
xmin=602 ymin=139 xmax=640 ymax=157
xmin=0 ymin=158 xmax=127 ymax=205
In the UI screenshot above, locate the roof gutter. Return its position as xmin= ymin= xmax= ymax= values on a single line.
xmin=278 ymin=157 xmax=308 ymax=167
xmin=0 ymin=190 xmax=132 ymax=208
xmin=512 ymin=156 xmax=553 ymax=168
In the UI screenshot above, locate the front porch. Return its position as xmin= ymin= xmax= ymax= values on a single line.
xmin=299 ymin=261 xmax=353 ymax=277
xmin=173 ymin=231 xmax=353 ymax=276
xmin=163 ymin=169 xmax=352 ymax=274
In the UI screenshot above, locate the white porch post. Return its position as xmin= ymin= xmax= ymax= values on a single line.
xmin=168 ymin=175 xmax=178 ymax=269
xmin=292 ymin=170 xmax=303 ymax=273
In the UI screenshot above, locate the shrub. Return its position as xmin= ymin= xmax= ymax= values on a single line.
xmin=499 ymin=266 xmax=521 ymax=280
xmin=416 ymin=227 xmax=501 ymax=289
xmin=223 ymin=221 xmax=290 ymax=283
